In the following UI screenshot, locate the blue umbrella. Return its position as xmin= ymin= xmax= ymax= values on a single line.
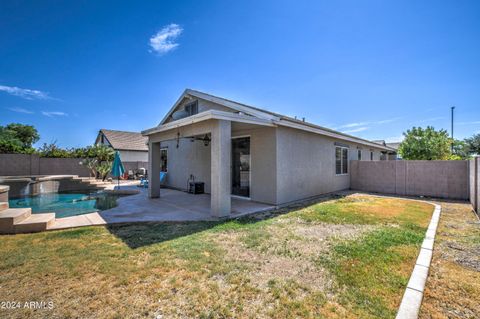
xmin=111 ymin=151 xmax=125 ymax=187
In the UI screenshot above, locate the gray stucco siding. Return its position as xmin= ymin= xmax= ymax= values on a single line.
xmin=148 ymin=120 xmax=217 ymax=193
xmin=160 ymin=139 xmax=211 ymax=193
xmin=275 ymin=126 xmax=385 ymax=205
xmin=232 ymin=126 xmax=277 ymax=205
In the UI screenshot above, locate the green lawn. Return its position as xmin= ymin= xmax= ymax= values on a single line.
xmin=0 ymin=194 xmax=433 ymax=319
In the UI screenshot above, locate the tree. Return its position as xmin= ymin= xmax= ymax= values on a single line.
xmin=37 ymin=142 xmax=72 ymax=158
xmin=398 ymin=126 xmax=451 ymax=160
xmin=465 ymin=133 xmax=480 ymax=155
xmin=0 ymin=123 xmax=38 ymax=154
xmin=91 ymin=144 xmax=115 ymax=162
xmin=80 ymin=158 xmax=98 ymax=178
xmin=97 ymin=161 xmax=112 ymax=181
xmin=451 ymin=139 xmax=471 ymax=160
xmin=3 ymin=123 xmax=39 ymax=148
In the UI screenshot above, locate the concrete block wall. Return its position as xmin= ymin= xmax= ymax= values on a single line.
xmin=470 ymin=157 xmax=479 ymax=214
xmin=0 ymin=154 xmax=90 ymax=177
xmin=0 ymin=154 xmax=36 ymax=176
xmin=38 ymin=157 xmax=90 ymax=176
xmin=351 ymin=160 xmax=470 ymax=200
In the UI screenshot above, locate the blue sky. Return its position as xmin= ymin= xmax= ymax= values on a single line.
xmin=1 ymin=0 xmax=479 ymax=148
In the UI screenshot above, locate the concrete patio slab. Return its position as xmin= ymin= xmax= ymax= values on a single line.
xmin=49 ymin=187 xmax=275 ymax=230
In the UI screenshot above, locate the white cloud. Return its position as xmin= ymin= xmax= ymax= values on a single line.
xmin=336 ymin=117 xmax=401 ymax=130
xmin=457 ymin=120 xmax=480 ymax=125
xmin=376 ymin=117 xmax=402 ymax=124
xmin=7 ymin=107 xmax=34 ymax=114
xmin=342 ymin=126 xmax=369 ymax=134
xmin=416 ymin=116 xmax=445 ymax=123
xmin=0 ymin=85 xmax=51 ymax=100
xmin=384 ymin=136 xmax=404 ymax=143
xmin=337 ymin=122 xmax=369 ymax=129
xmin=42 ymin=111 xmax=68 ymax=117
xmin=149 ymin=23 xmax=183 ymax=54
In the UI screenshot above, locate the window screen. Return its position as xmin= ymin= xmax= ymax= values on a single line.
xmin=335 ymin=146 xmax=348 ymax=175
xmin=342 ymin=148 xmax=348 ymax=174
xmin=335 ymin=147 xmax=342 ymax=174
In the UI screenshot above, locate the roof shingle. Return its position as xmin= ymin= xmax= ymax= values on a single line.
xmin=100 ymin=129 xmax=148 ymax=151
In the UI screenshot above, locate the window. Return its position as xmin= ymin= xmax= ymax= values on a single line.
xmin=185 ymin=100 xmax=198 ymax=116
xmin=160 ymin=148 xmax=168 ymax=172
xmin=370 ymin=151 xmax=374 ymax=161
xmin=335 ymin=146 xmax=349 ymax=175
xmin=357 ymin=149 xmax=362 ymax=160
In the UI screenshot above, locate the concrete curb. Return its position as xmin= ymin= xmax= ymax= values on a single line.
xmin=396 ymin=203 xmax=441 ymax=319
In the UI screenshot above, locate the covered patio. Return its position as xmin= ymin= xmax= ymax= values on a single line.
xmin=143 ymin=109 xmax=277 ymax=217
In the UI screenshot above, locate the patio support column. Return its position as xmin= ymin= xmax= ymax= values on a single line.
xmin=210 ymin=120 xmax=231 ymax=217
xmin=148 ymin=141 xmax=161 ymax=198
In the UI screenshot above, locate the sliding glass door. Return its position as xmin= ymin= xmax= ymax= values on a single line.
xmin=231 ymin=137 xmax=250 ymax=197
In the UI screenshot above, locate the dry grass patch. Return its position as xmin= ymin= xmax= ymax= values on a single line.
xmin=0 ymin=194 xmax=435 ymax=318
xmin=419 ymin=201 xmax=480 ymax=319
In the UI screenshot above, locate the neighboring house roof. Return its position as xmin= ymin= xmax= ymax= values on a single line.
xmin=386 ymin=142 xmax=401 ymax=150
xmin=372 ymin=140 xmax=386 ymax=146
xmin=144 ymin=89 xmax=396 ymax=152
xmin=373 ymin=140 xmax=401 ymax=152
xmin=96 ymin=129 xmax=148 ymax=151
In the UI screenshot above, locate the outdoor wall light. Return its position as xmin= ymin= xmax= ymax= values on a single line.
xmin=203 ymin=134 xmax=211 ymax=146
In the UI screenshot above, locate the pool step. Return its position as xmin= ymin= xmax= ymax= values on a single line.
xmin=0 ymin=208 xmax=32 ymax=233
xmin=0 ymin=201 xmax=8 ymax=211
xmin=14 ymin=213 xmax=56 ymax=233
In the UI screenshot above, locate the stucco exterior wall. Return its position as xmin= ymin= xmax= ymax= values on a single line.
xmin=351 ymin=160 xmax=470 ymax=200
xmin=148 ymin=120 xmax=217 ymax=193
xmin=118 ymin=150 xmax=148 ymax=162
xmin=160 ymin=139 xmax=211 ymax=193
xmin=275 ymin=126 xmax=384 ymax=205
xmin=232 ymin=126 xmax=277 ymax=204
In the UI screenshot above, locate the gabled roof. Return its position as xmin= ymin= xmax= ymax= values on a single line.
xmin=159 ymin=89 xmax=280 ymax=125
xmin=146 ymin=89 xmax=396 ymax=152
xmin=97 ymin=129 xmax=148 ymax=151
xmin=372 ymin=140 xmax=386 ymax=146
xmin=386 ymin=142 xmax=401 ymax=150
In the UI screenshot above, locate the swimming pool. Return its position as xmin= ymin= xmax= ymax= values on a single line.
xmin=8 ymin=192 xmax=122 ymax=218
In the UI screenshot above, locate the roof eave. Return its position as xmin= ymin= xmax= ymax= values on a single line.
xmin=143 ymin=110 xmax=276 ymax=136
xmin=277 ymin=119 xmax=395 ymax=151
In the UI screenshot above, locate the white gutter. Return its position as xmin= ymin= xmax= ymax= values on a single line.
xmin=277 ymin=119 xmax=395 ymax=151
xmin=142 ymin=110 xmax=275 ymax=136
xmin=144 ymin=109 xmax=394 ymax=152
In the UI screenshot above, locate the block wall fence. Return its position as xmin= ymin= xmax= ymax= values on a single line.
xmin=350 ymin=160 xmax=470 ymax=200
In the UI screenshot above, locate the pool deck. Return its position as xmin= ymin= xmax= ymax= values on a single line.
xmin=49 ymin=185 xmax=275 ymax=230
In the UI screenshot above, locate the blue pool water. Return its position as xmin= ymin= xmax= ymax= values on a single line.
xmin=8 ymin=192 xmax=121 ymax=218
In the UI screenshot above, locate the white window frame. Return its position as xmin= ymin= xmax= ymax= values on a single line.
xmin=335 ymin=146 xmax=349 ymax=176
